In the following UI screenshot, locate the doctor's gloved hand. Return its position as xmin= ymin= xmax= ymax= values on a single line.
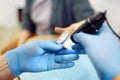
xmin=73 ymin=24 xmax=120 ymax=80
xmin=5 ymin=40 xmax=79 ymax=77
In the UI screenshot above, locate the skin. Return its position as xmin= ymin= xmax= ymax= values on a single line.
xmin=113 ymin=74 xmax=120 ymax=80
xmin=18 ymin=29 xmax=36 ymax=46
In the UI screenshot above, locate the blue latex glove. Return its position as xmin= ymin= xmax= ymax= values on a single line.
xmin=5 ymin=40 xmax=79 ymax=77
xmin=73 ymin=24 xmax=120 ymax=80
xmin=57 ymin=45 xmax=85 ymax=55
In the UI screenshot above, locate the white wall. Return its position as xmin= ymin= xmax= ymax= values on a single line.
xmin=0 ymin=0 xmax=25 ymax=28
xmin=89 ymin=0 xmax=120 ymax=34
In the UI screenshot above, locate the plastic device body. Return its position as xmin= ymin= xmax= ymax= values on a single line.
xmin=56 ymin=11 xmax=106 ymax=54
xmin=71 ymin=11 xmax=106 ymax=43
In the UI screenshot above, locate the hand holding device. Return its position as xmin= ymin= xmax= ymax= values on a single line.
xmin=55 ymin=11 xmax=120 ymax=79
xmin=73 ymin=23 xmax=120 ymax=80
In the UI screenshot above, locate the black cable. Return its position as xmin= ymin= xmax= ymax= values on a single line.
xmin=105 ymin=18 xmax=120 ymax=39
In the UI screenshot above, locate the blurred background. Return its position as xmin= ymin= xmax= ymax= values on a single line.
xmin=0 ymin=0 xmax=120 ymax=50
xmin=0 ymin=0 xmax=24 ymax=50
xmin=0 ymin=0 xmax=120 ymax=80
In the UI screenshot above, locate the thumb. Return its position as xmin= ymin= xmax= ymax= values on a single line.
xmin=73 ymin=32 xmax=95 ymax=47
xmin=37 ymin=40 xmax=63 ymax=51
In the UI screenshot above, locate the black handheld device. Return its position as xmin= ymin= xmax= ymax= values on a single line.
xmin=71 ymin=11 xmax=106 ymax=43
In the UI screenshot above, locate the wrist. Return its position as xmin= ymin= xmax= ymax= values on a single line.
xmin=5 ymin=49 xmax=22 ymax=77
xmin=0 ymin=54 xmax=14 ymax=80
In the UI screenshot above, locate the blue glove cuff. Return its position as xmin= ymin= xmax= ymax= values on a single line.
xmin=5 ymin=49 xmax=22 ymax=77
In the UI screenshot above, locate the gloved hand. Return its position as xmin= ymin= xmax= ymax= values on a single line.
xmin=73 ymin=24 xmax=120 ymax=80
xmin=5 ymin=40 xmax=79 ymax=77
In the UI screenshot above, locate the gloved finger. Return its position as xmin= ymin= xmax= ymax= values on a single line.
xmin=72 ymin=44 xmax=84 ymax=50
xmin=73 ymin=32 xmax=95 ymax=47
xmin=54 ymin=62 xmax=75 ymax=69
xmin=77 ymin=49 xmax=86 ymax=54
xmin=57 ymin=47 xmax=84 ymax=55
xmin=72 ymin=44 xmax=86 ymax=54
xmin=29 ymin=47 xmax=45 ymax=56
xmin=18 ymin=43 xmax=46 ymax=56
xmin=37 ymin=40 xmax=63 ymax=51
xmin=99 ymin=23 xmax=113 ymax=34
xmin=55 ymin=54 xmax=79 ymax=63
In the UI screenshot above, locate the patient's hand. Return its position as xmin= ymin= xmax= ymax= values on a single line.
xmin=55 ymin=21 xmax=84 ymax=34
xmin=55 ymin=21 xmax=85 ymax=44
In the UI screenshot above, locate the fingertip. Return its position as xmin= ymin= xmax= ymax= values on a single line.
xmin=55 ymin=54 xmax=79 ymax=62
xmin=75 ymin=54 xmax=79 ymax=60
xmin=55 ymin=27 xmax=65 ymax=34
xmin=70 ymin=54 xmax=79 ymax=60
xmin=55 ymin=62 xmax=75 ymax=69
xmin=55 ymin=44 xmax=63 ymax=50
xmin=55 ymin=27 xmax=60 ymax=30
xmin=72 ymin=44 xmax=84 ymax=50
xmin=65 ymin=62 xmax=75 ymax=68
xmin=55 ymin=27 xmax=59 ymax=32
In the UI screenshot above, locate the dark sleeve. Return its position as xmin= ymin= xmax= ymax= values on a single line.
xmin=22 ymin=0 xmax=36 ymax=33
xmin=72 ymin=0 xmax=94 ymax=22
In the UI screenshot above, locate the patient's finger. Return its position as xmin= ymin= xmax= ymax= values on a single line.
xmin=55 ymin=27 xmax=67 ymax=34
